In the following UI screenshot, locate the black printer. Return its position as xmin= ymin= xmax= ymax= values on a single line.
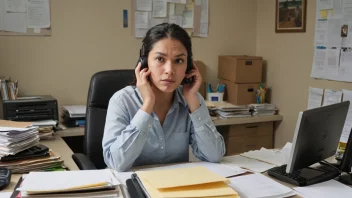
xmin=0 ymin=95 xmax=58 ymax=122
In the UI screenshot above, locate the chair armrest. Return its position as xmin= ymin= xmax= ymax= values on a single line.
xmin=72 ymin=153 xmax=97 ymax=170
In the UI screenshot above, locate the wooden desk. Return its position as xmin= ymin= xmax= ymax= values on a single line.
xmin=56 ymin=115 xmax=283 ymax=137
xmin=3 ymin=135 xmax=79 ymax=192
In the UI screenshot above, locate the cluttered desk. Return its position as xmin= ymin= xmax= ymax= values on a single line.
xmin=0 ymin=101 xmax=352 ymax=197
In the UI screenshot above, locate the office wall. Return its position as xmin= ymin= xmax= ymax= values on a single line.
xmin=256 ymin=0 xmax=352 ymax=147
xmin=0 ymin=0 xmax=257 ymax=112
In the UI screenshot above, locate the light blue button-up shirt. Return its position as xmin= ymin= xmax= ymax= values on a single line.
xmin=102 ymin=85 xmax=225 ymax=171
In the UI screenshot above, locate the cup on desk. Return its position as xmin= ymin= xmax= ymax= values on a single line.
xmin=207 ymin=92 xmax=224 ymax=102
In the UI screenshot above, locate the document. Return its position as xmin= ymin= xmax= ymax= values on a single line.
xmin=149 ymin=17 xmax=168 ymax=28
xmin=167 ymin=0 xmax=186 ymax=4
xmin=339 ymin=50 xmax=352 ymax=81
xmin=325 ymin=48 xmax=340 ymax=77
xmin=168 ymin=3 xmax=175 ymax=15
xmin=6 ymin=0 xmax=27 ymax=13
xmin=311 ymin=47 xmax=326 ymax=78
xmin=135 ymin=11 xmax=149 ymax=28
xmin=343 ymin=7 xmax=352 ymax=23
xmin=169 ymin=15 xmax=182 ymax=27
xmin=27 ymin=0 xmax=50 ymax=28
xmin=341 ymin=89 xmax=352 ymax=143
xmin=317 ymin=0 xmax=333 ymax=10
xmin=323 ymin=89 xmax=342 ymax=106
xmin=182 ymin=10 xmax=193 ymax=28
xmin=308 ymin=87 xmax=324 ymax=110
xmin=343 ymin=0 xmax=352 ymax=8
xmin=200 ymin=0 xmax=208 ymax=24
xmin=229 ymin=174 xmax=296 ymax=198
xmin=136 ymin=0 xmax=152 ymax=11
xmin=3 ymin=12 xmax=27 ymax=33
xmin=0 ymin=0 xmax=4 ymax=31
xmin=326 ymin=18 xmax=342 ymax=47
xmin=152 ymin=0 xmax=167 ymax=18
xmin=175 ymin=3 xmax=185 ymax=15
xmin=293 ymin=179 xmax=352 ymax=198
xmin=222 ymin=155 xmax=276 ymax=173
xmin=333 ymin=0 xmax=343 ymax=18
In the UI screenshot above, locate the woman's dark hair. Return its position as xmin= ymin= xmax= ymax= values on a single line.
xmin=131 ymin=23 xmax=193 ymax=85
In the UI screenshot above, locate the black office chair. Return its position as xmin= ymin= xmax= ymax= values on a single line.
xmin=72 ymin=69 xmax=135 ymax=170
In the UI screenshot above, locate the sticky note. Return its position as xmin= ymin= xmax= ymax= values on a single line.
xmin=320 ymin=10 xmax=328 ymax=19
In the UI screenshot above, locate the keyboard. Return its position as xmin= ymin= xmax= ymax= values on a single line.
xmin=267 ymin=164 xmax=340 ymax=186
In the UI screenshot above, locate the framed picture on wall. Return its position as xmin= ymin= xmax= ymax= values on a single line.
xmin=275 ymin=0 xmax=307 ymax=33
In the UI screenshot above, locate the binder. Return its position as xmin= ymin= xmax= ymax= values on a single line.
xmin=126 ymin=174 xmax=148 ymax=198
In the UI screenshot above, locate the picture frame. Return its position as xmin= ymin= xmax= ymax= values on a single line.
xmin=275 ymin=0 xmax=307 ymax=33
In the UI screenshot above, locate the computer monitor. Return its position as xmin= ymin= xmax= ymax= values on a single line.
xmin=340 ymin=128 xmax=352 ymax=173
xmin=286 ymin=101 xmax=350 ymax=174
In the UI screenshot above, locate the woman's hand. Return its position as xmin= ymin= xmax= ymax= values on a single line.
xmin=183 ymin=62 xmax=202 ymax=113
xmin=135 ymin=62 xmax=155 ymax=114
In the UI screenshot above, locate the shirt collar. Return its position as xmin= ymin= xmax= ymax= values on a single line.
xmin=134 ymin=86 xmax=187 ymax=107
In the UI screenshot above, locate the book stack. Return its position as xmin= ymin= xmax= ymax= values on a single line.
xmin=249 ymin=103 xmax=277 ymax=116
xmin=62 ymin=105 xmax=86 ymax=127
xmin=16 ymin=169 xmax=123 ymax=198
xmin=134 ymin=166 xmax=239 ymax=198
xmin=0 ymin=78 xmax=18 ymax=100
xmin=32 ymin=120 xmax=57 ymax=140
xmin=206 ymin=101 xmax=251 ymax=119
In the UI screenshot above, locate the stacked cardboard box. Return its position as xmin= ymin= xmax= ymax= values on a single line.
xmin=218 ymin=55 xmax=263 ymax=105
xmin=194 ymin=60 xmax=207 ymax=99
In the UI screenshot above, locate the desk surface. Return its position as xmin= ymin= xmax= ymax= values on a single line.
xmin=4 ymin=135 xmax=79 ymax=192
xmin=57 ymin=114 xmax=284 ymax=137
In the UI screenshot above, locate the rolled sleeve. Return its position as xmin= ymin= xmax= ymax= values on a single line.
xmin=189 ymin=104 xmax=211 ymax=128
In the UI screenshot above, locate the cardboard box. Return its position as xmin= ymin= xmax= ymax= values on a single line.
xmin=194 ymin=60 xmax=206 ymax=98
xmin=222 ymin=122 xmax=274 ymax=155
xmin=220 ymin=79 xmax=259 ymax=105
xmin=218 ymin=55 xmax=263 ymax=83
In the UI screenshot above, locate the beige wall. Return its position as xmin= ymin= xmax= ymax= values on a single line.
xmin=0 ymin=0 xmax=257 ymax=113
xmin=256 ymin=0 xmax=352 ymax=147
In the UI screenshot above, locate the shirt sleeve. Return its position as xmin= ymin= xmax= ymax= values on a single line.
xmin=102 ymin=94 xmax=154 ymax=171
xmin=189 ymin=93 xmax=226 ymax=162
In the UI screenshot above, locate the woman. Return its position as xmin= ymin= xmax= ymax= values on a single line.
xmin=102 ymin=23 xmax=225 ymax=172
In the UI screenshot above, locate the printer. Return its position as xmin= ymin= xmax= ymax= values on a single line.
xmin=0 ymin=95 xmax=59 ymax=122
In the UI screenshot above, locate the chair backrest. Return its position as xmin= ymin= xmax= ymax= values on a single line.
xmin=84 ymin=69 xmax=135 ymax=169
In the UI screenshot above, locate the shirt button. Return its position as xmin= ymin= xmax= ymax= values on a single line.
xmin=161 ymin=146 xmax=164 ymax=149
xmin=198 ymin=117 xmax=201 ymax=121
xmin=160 ymin=137 xmax=163 ymax=140
xmin=148 ymin=124 xmax=152 ymax=128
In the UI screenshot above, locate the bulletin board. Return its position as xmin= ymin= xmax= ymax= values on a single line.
xmin=311 ymin=0 xmax=352 ymax=83
xmin=0 ymin=0 xmax=52 ymax=36
xmin=131 ymin=0 xmax=209 ymax=38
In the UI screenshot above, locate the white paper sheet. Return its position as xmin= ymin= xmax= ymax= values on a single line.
xmin=339 ymin=49 xmax=352 ymax=81
xmin=343 ymin=7 xmax=352 ymax=23
xmin=222 ymin=155 xmax=276 ymax=173
xmin=175 ymin=3 xmax=185 ymax=15
xmin=311 ymin=47 xmax=327 ymax=78
xmin=323 ymin=89 xmax=342 ymax=106
xmin=167 ymin=0 xmax=186 ymax=3
xmin=135 ymin=11 xmax=149 ymax=28
xmin=327 ymin=18 xmax=342 ymax=47
xmin=317 ymin=0 xmax=333 ymax=10
xmin=152 ymin=0 xmax=167 ymax=17
xmin=136 ymin=0 xmax=152 ymax=11
xmin=169 ymin=15 xmax=182 ymax=27
xmin=308 ymin=87 xmax=324 ymax=110
xmin=6 ymin=0 xmax=27 ymax=13
xmin=149 ymin=17 xmax=168 ymax=28
xmin=294 ymin=179 xmax=352 ymax=198
xmin=325 ymin=48 xmax=340 ymax=77
xmin=343 ymin=0 xmax=352 ymax=8
xmin=135 ymin=28 xmax=148 ymax=38
xmin=182 ymin=10 xmax=193 ymax=28
xmin=27 ymin=0 xmax=50 ymax=28
xmin=315 ymin=20 xmax=327 ymax=46
xmin=333 ymin=0 xmax=343 ymax=18
xmin=200 ymin=0 xmax=208 ymax=23
xmin=0 ymin=0 xmax=5 ymax=31
xmin=229 ymin=174 xmax=296 ymax=198
xmin=3 ymin=12 xmax=27 ymax=33
xmin=168 ymin=3 xmax=175 ymax=15
xmin=341 ymin=89 xmax=352 ymax=143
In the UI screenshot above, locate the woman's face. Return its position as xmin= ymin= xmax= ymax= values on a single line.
xmin=147 ymin=38 xmax=188 ymax=93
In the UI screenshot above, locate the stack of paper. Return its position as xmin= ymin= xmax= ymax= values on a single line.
xmin=293 ymin=179 xmax=352 ymax=198
xmin=222 ymin=155 xmax=276 ymax=173
xmin=135 ymin=166 xmax=239 ymax=198
xmin=206 ymin=101 xmax=251 ymax=118
xmin=17 ymin=169 xmax=122 ymax=198
xmin=0 ymin=151 xmax=65 ymax=173
xmin=249 ymin=103 xmax=277 ymax=116
xmin=0 ymin=120 xmax=39 ymax=158
xmin=240 ymin=142 xmax=292 ymax=166
xmin=229 ymin=173 xmax=296 ymax=198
